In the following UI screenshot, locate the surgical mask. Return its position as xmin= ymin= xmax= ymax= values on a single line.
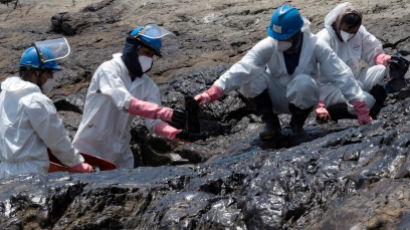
xmin=340 ymin=30 xmax=355 ymax=42
xmin=277 ymin=41 xmax=292 ymax=52
xmin=138 ymin=56 xmax=153 ymax=72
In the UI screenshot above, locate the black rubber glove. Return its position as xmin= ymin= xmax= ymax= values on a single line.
xmin=176 ymin=130 xmax=209 ymax=141
xmin=169 ymin=109 xmax=187 ymax=129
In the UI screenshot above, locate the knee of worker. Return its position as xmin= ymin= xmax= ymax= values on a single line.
xmin=373 ymin=64 xmax=387 ymax=84
xmin=319 ymin=84 xmax=346 ymax=107
xmin=363 ymin=91 xmax=376 ymax=109
xmin=359 ymin=65 xmax=387 ymax=91
xmin=286 ymin=74 xmax=319 ymax=109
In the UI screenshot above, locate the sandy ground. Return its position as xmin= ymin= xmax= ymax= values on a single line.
xmin=0 ymin=0 xmax=408 ymax=83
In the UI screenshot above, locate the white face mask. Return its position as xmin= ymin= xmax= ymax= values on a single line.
xmin=340 ymin=30 xmax=355 ymax=42
xmin=277 ymin=41 xmax=292 ymax=52
xmin=138 ymin=56 xmax=153 ymax=72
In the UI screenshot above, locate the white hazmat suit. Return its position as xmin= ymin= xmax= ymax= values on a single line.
xmin=72 ymin=53 xmax=161 ymax=168
xmin=0 ymin=77 xmax=84 ymax=178
xmin=316 ymin=2 xmax=386 ymax=108
xmin=214 ymin=19 xmax=375 ymax=114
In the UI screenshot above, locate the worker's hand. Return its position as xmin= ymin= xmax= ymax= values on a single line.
xmin=350 ymin=101 xmax=373 ymax=125
xmin=315 ymin=99 xmax=331 ymax=121
xmin=69 ymin=163 xmax=94 ymax=173
xmin=154 ymin=121 xmax=182 ymax=140
xmin=194 ymin=85 xmax=223 ymax=106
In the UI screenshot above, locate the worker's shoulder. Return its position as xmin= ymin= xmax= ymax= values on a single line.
xmin=94 ymin=54 xmax=124 ymax=76
xmin=23 ymin=91 xmax=55 ymax=113
xmin=99 ymin=56 xmax=122 ymax=70
xmin=313 ymin=35 xmax=333 ymax=53
xmin=253 ymin=37 xmax=276 ymax=49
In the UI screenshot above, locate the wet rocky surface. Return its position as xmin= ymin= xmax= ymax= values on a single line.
xmin=0 ymin=0 xmax=410 ymax=229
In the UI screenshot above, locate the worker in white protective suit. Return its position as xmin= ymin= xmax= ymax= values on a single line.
xmin=0 ymin=38 xmax=94 ymax=178
xmin=73 ymin=24 xmax=190 ymax=168
xmin=315 ymin=2 xmax=409 ymax=122
xmin=194 ymin=5 xmax=376 ymax=141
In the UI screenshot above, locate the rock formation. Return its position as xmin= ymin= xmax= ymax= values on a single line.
xmin=0 ymin=0 xmax=409 ymax=229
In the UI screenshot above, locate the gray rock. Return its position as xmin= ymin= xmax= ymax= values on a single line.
xmin=0 ymin=0 xmax=410 ymax=229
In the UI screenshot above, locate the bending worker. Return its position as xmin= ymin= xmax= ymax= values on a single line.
xmin=73 ymin=24 xmax=188 ymax=168
xmin=315 ymin=2 xmax=409 ymax=121
xmin=194 ymin=5 xmax=375 ymax=141
xmin=0 ymin=38 xmax=94 ymax=178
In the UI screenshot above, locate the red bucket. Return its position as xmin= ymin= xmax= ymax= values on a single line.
xmin=48 ymin=150 xmax=117 ymax=173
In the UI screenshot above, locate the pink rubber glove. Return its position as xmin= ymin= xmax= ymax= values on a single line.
xmin=129 ymin=98 xmax=173 ymax=122
xmin=194 ymin=84 xmax=223 ymax=106
xmin=315 ymin=99 xmax=331 ymax=121
xmin=154 ymin=121 xmax=182 ymax=140
xmin=374 ymin=53 xmax=391 ymax=66
xmin=350 ymin=101 xmax=373 ymax=125
xmin=69 ymin=163 xmax=94 ymax=173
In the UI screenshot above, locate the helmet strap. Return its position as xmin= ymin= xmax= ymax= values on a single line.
xmin=32 ymin=44 xmax=45 ymax=69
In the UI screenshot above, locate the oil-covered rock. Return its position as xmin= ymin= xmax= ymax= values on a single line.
xmin=0 ymin=0 xmax=409 ymax=229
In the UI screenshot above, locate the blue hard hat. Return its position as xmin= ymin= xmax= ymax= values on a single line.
xmin=130 ymin=25 xmax=162 ymax=56
xmin=19 ymin=46 xmax=61 ymax=70
xmin=268 ymin=5 xmax=304 ymax=40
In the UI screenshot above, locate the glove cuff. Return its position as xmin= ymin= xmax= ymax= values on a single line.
xmin=316 ymin=99 xmax=325 ymax=109
xmin=207 ymin=84 xmax=223 ymax=101
xmin=349 ymin=100 xmax=367 ymax=108
xmin=129 ymin=98 xmax=173 ymax=122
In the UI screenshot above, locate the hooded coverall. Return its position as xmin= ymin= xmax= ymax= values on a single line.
xmin=213 ymin=19 xmax=375 ymax=115
xmin=0 ymin=77 xmax=84 ymax=178
xmin=72 ymin=53 xmax=162 ymax=168
xmin=316 ymin=2 xmax=386 ymax=109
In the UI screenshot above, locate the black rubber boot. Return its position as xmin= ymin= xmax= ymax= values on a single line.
xmin=326 ymin=103 xmax=356 ymax=122
xmin=289 ymin=103 xmax=313 ymax=136
xmin=253 ymin=89 xmax=281 ymax=141
xmin=259 ymin=113 xmax=281 ymax=141
xmin=369 ymin=84 xmax=387 ymax=119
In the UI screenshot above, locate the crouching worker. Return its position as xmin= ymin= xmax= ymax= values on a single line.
xmin=73 ymin=24 xmax=189 ymax=168
xmin=315 ymin=2 xmax=410 ymax=122
xmin=194 ymin=5 xmax=375 ymax=141
xmin=0 ymin=38 xmax=94 ymax=178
